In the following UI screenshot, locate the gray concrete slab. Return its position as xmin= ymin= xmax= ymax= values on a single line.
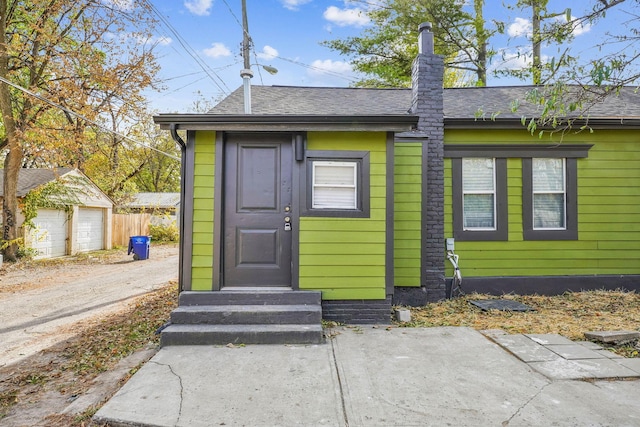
xmin=585 ymin=330 xmax=640 ymax=343
xmin=94 ymin=327 xmax=640 ymax=427
xmin=526 ymin=333 xmax=574 ymax=345
xmin=576 ymin=340 xmax=603 ymax=350
xmin=618 ymin=358 xmax=640 ymax=374
xmin=571 ymin=358 xmax=640 ymax=379
xmin=331 ymin=327 xmax=549 ymax=426
xmin=95 ymin=344 xmax=343 ymax=427
xmin=492 ymin=334 xmax=561 ymax=362
xmin=545 ymin=344 xmax=607 ymax=360
xmin=511 ymin=379 xmax=640 ymax=426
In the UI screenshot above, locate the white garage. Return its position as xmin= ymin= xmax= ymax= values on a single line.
xmin=0 ymin=168 xmax=113 ymax=259
xmin=30 ymin=209 xmax=68 ymax=259
xmin=76 ymin=208 xmax=105 ymax=252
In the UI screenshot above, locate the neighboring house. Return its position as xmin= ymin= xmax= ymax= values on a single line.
xmin=121 ymin=192 xmax=180 ymax=226
xmin=0 ymin=168 xmax=113 ymax=259
xmin=153 ymin=24 xmax=640 ymax=339
xmin=122 ymin=192 xmax=180 ymax=215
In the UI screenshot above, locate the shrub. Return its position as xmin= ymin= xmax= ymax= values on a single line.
xmin=149 ymin=220 xmax=179 ymax=242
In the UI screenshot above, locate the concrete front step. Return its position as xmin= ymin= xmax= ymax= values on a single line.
xmin=170 ymin=304 xmax=322 ymax=325
xmin=178 ymin=290 xmax=321 ymax=306
xmin=160 ymin=324 xmax=325 ymax=346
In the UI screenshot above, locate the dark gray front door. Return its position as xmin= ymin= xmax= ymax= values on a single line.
xmin=223 ymin=134 xmax=293 ymax=286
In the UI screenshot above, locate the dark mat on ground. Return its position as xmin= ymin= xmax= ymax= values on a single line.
xmin=470 ymin=299 xmax=534 ymax=312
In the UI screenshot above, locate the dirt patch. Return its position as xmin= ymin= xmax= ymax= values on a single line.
xmin=0 ymin=244 xmax=178 ymax=367
xmin=0 ymin=282 xmax=178 ymax=426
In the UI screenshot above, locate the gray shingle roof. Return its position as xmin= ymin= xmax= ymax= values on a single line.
xmin=211 ymin=86 xmax=412 ymax=116
xmin=444 ymin=86 xmax=640 ymax=120
xmin=125 ymin=192 xmax=180 ymax=209
xmin=209 ymin=85 xmax=640 ymax=120
xmin=0 ymin=168 xmax=73 ymax=197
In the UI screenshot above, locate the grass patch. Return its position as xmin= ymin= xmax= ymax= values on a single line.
xmin=402 ymin=290 xmax=640 ymax=357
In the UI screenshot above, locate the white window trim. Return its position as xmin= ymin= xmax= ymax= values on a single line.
xmin=462 ymin=158 xmax=497 ymax=231
xmin=311 ymin=161 xmax=358 ymax=210
xmin=532 ymin=158 xmax=567 ymax=231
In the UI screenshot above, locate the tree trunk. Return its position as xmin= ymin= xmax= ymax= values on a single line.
xmin=2 ymin=144 xmax=24 ymax=261
xmin=532 ymin=2 xmax=542 ymax=85
xmin=0 ymin=0 xmax=23 ymax=261
xmin=474 ymin=0 xmax=487 ymax=86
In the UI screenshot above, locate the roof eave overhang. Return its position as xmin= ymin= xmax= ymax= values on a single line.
xmin=445 ymin=117 xmax=640 ymax=130
xmin=154 ymin=114 xmax=418 ymax=132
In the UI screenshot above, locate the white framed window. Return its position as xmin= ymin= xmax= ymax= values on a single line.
xmin=303 ymin=150 xmax=370 ymax=218
xmin=532 ymin=158 xmax=566 ymax=230
xmin=462 ymin=158 xmax=496 ymax=230
xmin=312 ymin=161 xmax=358 ymax=209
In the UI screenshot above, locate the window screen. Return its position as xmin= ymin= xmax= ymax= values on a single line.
xmin=532 ymin=158 xmax=566 ymax=229
xmin=312 ymin=161 xmax=357 ymax=210
xmin=462 ymin=158 xmax=496 ymax=230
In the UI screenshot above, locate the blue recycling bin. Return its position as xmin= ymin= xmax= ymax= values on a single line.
xmin=128 ymin=235 xmax=150 ymax=260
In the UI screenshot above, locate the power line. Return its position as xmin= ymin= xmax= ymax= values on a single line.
xmin=142 ymin=0 xmax=232 ymax=95
xmin=275 ymin=55 xmax=359 ymax=83
xmin=0 ymin=76 xmax=180 ymax=161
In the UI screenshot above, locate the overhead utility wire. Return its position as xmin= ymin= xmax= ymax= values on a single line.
xmin=142 ymin=0 xmax=232 ymax=95
xmin=0 ymin=76 xmax=180 ymax=161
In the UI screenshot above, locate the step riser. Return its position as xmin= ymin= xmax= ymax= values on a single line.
xmin=161 ymin=330 xmax=324 ymax=346
xmin=179 ymin=291 xmax=321 ymax=306
xmin=171 ymin=310 xmax=322 ymax=325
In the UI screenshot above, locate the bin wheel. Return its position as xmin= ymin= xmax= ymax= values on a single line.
xmin=133 ymin=254 xmax=139 ymax=261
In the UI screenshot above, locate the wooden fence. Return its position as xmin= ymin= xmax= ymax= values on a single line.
xmin=112 ymin=213 xmax=151 ymax=247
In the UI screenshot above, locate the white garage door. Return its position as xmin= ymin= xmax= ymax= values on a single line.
xmin=31 ymin=209 xmax=68 ymax=259
xmin=76 ymin=208 xmax=104 ymax=252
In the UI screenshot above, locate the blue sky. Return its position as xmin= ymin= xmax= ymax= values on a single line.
xmin=145 ymin=0 xmax=635 ymax=113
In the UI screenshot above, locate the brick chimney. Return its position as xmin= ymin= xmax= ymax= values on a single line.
xmin=413 ymin=22 xmax=446 ymax=302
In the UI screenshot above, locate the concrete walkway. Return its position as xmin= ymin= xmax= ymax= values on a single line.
xmin=94 ymin=327 xmax=640 ymax=427
xmin=484 ymin=329 xmax=640 ymax=380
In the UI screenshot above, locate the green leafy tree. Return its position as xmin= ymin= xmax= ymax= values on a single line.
xmin=322 ymin=0 xmax=500 ymax=87
xmin=505 ymin=0 xmax=633 ymax=133
xmin=0 ymin=0 xmax=160 ymax=260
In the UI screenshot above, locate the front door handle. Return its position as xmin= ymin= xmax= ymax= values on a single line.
xmin=284 ymin=216 xmax=291 ymax=231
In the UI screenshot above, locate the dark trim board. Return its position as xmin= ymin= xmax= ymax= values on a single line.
xmin=385 ymin=132 xmax=395 ymax=297
xmin=460 ymin=275 xmax=640 ymax=296
xmin=181 ymin=130 xmax=196 ymax=291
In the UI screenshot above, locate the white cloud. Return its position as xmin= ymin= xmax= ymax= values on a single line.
xmin=280 ymin=0 xmax=311 ymax=11
xmin=156 ymin=36 xmax=172 ymax=46
xmin=102 ymin=0 xmax=135 ymax=11
xmin=308 ymin=59 xmax=353 ymax=77
xmin=203 ymin=42 xmax=231 ymax=58
xmin=135 ymin=35 xmax=173 ymax=46
xmin=508 ymin=17 xmax=532 ymax=38
xmin=557 ymin=15 xmax=592 ymax=36
xmin=500 ymin=50 xmax=530 ymax=70
xmin=495 ymin=48 xmax=551 ymax=71
xmin=184 ymin=0 xmax=213 ymax=16
xmin=508 ymin=15 xmax=591 ymax=40
xmin=323 ymin=6 xmax=369 ymax=27
xmin=257 ymin=45 xmax=279 ymax=60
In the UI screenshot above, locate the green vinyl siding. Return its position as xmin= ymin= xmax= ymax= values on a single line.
xmin=444 ymin=129 xmax=640 ymax=280
xmin=191 ymin=131 xmax=216 ymax=290
xmin=299 ymin=131 xmax=387 ymax=300
xmin=394 ymin=142 xmax=422 ymax=287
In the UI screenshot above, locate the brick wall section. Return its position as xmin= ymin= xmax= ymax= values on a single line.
xmin=322 ymin=298 xmax=392 ymax=324
xmin=411 ymin=49 xmax=446 ymax=302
